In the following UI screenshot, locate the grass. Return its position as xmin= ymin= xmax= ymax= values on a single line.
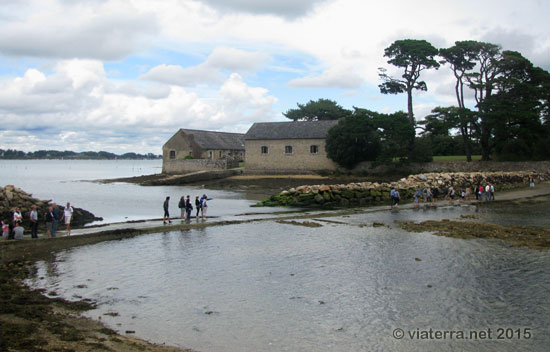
xmin=433 ymin=155 xmax=482 ymax=163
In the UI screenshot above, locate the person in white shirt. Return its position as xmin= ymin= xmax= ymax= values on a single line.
xmin=62 ymin=202 xmax=74 ymax=235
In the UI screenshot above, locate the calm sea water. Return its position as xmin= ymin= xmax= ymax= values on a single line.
xmin=28 ymin=207 xmax=550 ymax=352
xmin=0 ymin=160 xmax=276 ymax=223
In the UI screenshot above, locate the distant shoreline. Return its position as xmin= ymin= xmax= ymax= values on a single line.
xmin=0 ymin=158 xmax=161 ymax=160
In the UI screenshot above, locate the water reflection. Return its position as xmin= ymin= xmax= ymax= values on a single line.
xmin=28 ymin=207 xmax=550 ymax=352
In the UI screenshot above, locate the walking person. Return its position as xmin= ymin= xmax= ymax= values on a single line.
xmin=185 ymin=195 xmax=193 ymax=221
xmin=414 ymin=186 xmax=421 ymax=207
xmin=390 ymin=188 xmax=396 ymax=209
xmin=465 ymin=187 xmax=471 ymax=201
xmin=485 ymin=184 xmax=490 ymax=201
xmin=478 ymin=185 xmax=484 ymax=202
xmin=45 ymin=206 xmax=53 ymax=237
xmin=432 ymin=187 xmax=439 ymax=204
xmin=178 ymin=196 xmax=186 ymax=220
xmin=393 ymin=189 xmax=400 ymax=208
xmin=201 ymin=194 xmax=212 ymax=219
xmin=529 ymin=176 xmax=535 ymax=188
xmin=29 ymin=205 xmax=38 ymax=238
xmin=195 ymin=196 xmax=201 ymax=218
xmin=62 ymin=202 xmax=74 ymax=235
xmin=51 ymin=203 xmax=61 ymax=237
xmin=490 ymin=184 xmax=495 ymax=200
xmin=448 ymin=186 xmax=456 ymax=204
xmin=163 ymin=196 xmax=171 ymax=224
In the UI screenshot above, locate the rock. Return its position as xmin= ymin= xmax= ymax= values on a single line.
xmin=314 ymin=194 xmax=324 ymax=204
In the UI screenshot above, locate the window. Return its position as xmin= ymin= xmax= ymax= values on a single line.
xmin=261 ymin=146 xmax=268 ymax=155
xmin=169 ymin=150 xmax=176 ymax=159
xmin=310 ymin=145 xmax=319 ymax=154
xmin=209 ymin=151 xmax=213 ymax=159
xmin=284 ymin=145 xmax=293 ymax=155
xmin=219 ymin=151 xmax=222 ymax=158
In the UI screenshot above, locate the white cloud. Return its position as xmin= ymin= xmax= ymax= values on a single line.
xmin=288 ymin=65 xmax=364 ymax=89
xmin=141 ymin=47 xmax=269 ymax=87
xmin=0 ymin=0 xmax=158 ymax=60
xmin=0 ymin=61 xmax=278 ymax=153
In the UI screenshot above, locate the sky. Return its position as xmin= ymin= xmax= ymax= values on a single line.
xmin=0 ymin=0 xmax=549 ymax=154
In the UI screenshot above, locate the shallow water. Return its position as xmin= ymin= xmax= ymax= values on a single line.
xmin=29 ymin=206 xmax=550 ymax=352
xmin=0 ymin=160 xmax=279 ymax=223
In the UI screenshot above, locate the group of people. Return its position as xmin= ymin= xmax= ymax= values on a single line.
xmin=163 ymin=194 xmax=212 ymax=223
xmin=404 ymin=183 xmax=498 ymax=209
xmin=2 ymin=202 xmax=74 ymax=240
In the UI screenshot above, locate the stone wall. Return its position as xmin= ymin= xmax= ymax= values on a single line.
xmin=163 ymin=158 xmax=240 ymax=174
xmin=353 ymin=160 xmax=550 ymax=175
xmin=245 ymin=138 xmax=338 ymax=172
xmin=261 ymin=171 xmax=548 ymax=208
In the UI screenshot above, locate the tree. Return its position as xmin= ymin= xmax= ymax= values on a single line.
xmin=283 ymin=99 xmax=351 ymax=121
xmin=425 ymin=106 xmax=477 ymax=161
xmin=325 ymin=114 xmax=381 ymax=168
xmin=370 ymin=110 xmax=414 ymax=161
xmin=480 ymin=51 xmax=550 ymax=160
xmin=378 ymin=39 xmax=440 ymax=129
xmin=461 ymin=41 xmax=502 ymax=160
xmin=439 ymin=41 xmax=478 ymax=109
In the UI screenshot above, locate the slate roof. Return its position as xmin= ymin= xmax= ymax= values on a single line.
xmin=181 ymin=129 xmax=245 ymax=150
xmin=244 ymin=120 xmax=339 ymax=140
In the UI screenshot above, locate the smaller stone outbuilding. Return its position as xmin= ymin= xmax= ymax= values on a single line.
xmin=244 ymin=120 xmax=339 ymax=172
xmin=162 ymin=129 xmax=245 ymax=174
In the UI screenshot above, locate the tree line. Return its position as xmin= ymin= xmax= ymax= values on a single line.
xmin=0 ymin=149 xmax=161 ymax=160
xmin=283 ymin=39 xmax=550 ymax=167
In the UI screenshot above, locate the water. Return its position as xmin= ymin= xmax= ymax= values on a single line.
xmin=28 ymin=207 xmax=550 ymax=352
xmin=0 ymin=160 xmax=278 ymax=223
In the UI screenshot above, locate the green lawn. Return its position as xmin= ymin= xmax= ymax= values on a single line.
xmin=433 ymin=155 xmax=482 ymax=163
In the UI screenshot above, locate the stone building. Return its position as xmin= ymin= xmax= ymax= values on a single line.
xmin=244 ymin=120 xmax=339 ymax=172
xmin=162 ymin=129 xmax=245 ymax=174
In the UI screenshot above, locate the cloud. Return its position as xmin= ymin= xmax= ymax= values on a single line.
xmin=141 ymin=47 xmax=269 ymax=87
xmin=480 ymin=27 xmax=550 ymax=70
xmin=0 ymin=0 xmax=159 ymax=60
xmin=288 ymin=65 xmax=364 ymax=89
xmin=0 ymin=60 xmax=278 ymax=153
xmin=197 ymin=0 xmax=331 ymax=19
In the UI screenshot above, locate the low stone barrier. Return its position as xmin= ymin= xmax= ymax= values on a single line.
xmin=260 ymin=171 xmax=547 ymax=208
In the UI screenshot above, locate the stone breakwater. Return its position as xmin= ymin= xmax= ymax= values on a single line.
xmin=260 ymin=171 xmax=548 ymax=207
xmin=0 ymin=185 xmax=102 ymax=228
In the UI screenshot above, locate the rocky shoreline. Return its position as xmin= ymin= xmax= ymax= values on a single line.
xmin=0 ymin=185 xmax=102 ymax=230
xmin=260 ymin=171 xmax=548 ymax=207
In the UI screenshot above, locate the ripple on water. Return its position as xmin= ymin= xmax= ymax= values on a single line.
xmin=28 ymin=210 xmax=550 ymax=352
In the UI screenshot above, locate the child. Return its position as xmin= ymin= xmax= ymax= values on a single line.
xmin=2 ymin=220 xmax=9 ymax=239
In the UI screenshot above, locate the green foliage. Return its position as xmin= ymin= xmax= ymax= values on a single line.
xmin=325 ymin=114 xmax=381 ymax=168
xmin=378 ymin=39 xmax=440 ymax=128
xmin=283 ymin=98 xmax=351 ymax=121
xmin=184 ymin=155 xmax=194 ymax=159
xmin=371 ymin=110 xmax=414 ymax=161
xmin=409 ymin=136 xmax=433 ymax=162
xmin=479 ymin=51 xmax=550 ymax=160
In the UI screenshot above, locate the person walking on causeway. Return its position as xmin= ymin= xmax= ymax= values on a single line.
xmin=185 ymin=195 xmax=193 ymax=221
xmin=163 ymin=196 xmax=171 ymax=224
